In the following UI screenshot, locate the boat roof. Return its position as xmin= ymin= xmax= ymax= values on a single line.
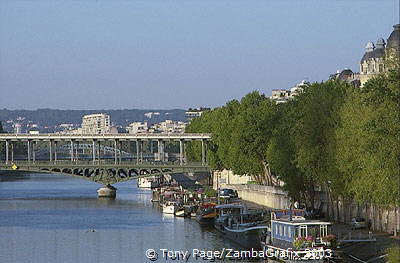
xmin=272 ymin=218 xmax=332 ymax=226
xmin=161 ymin=191 xmax=179 ymax=196
xmin=215 ymin=204 xmax=245 ymax=209
xmin=201 ymin=203 xmax=217 ymax=208
xmin=164 ymin=201 xmax=178 ymax=205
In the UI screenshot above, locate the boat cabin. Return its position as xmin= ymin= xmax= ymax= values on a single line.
xmin=270 ymin=217 xmax=332 ymax=249
xmin=215 ymin=204 xmax=246 ymax=217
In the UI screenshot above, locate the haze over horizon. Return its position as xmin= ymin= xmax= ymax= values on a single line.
xmin=0 ymin=0 xmax=398 ymax=110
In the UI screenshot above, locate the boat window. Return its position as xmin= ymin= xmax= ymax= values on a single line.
xmin=299 ymin=225 xmax=307 ymax=237
xmin=320 ymin=225 xmax=328 ymax=237
xmin=308 ymin=225 xmax=318 ymax=238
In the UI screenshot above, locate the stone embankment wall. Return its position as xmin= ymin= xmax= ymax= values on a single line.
xmin=212 ymin=170 xmax=399 ymax=234
xmin=213 ymin=170 xmax=252 ymax=187
xmin=229 ymin=184 xmax=291 ymax=210
xmin=327 ymin=200 xmax=399 ymax=235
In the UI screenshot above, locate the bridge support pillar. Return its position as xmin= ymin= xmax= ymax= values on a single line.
xmin=97 ymin=184 xmax=117 ymax=198
xmin=92 ymin=140 xmax=96 ymax=164
xmin=114 ymin=140 xmax=118 ymax=164
xmin=27 ymin=140 xmax=31 ymax=163
xmin=32 ymin=141 xmax=36 ymax=164
xmin=162 ymin=141 xmax=165 ymax=162
xmin=118 ymin=140 xmax=122 ymax=163
xmin=70 ymin=140 xmax=74 ymax=162
xmin=201 ymin=139 xmax=205 ymax=166
xmin=97 ymin=141 xmax=100 ymax=162
xmin=75 ymin=141 xmax=79 ymax=162
xmin=135 ymin=140 xmax=139 ymax=164
xmin=179 ymin=139 xmax=183 ymax=166
xmin=49 ymin=140 xmax=53 ymax=162
xmin=157 ymin=139 xmax=164 ymax=162
xmin=5 ymin=140 xmax=9 ymax=165
xmin=140 ymin=140 xmax=143 ymax=163
xmin=11 ymin=142 xmax=14 ymax=162
xmin=54 ymin=141 xmax=57 ymax=163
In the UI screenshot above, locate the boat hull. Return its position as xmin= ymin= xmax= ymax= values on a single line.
xmin=175 ymin=209 xmax=189 ymax=217
xmin=162 ymin=205 xmax=177 ymax=214
xmin=214 ymin=220 xmax=266 ymax=250
xmin=196 ymin=216 xmax=215 ymax=226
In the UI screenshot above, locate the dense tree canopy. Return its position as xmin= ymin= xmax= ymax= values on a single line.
xmin=336 ymin=67 xmax=400 ymax=206
xmin=186 ymin=92 xmax=278 ymax=185
xmin=186 ymin=66 xmax=399 ymax=207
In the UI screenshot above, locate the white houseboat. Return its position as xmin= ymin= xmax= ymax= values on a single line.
xmin=261 ymin=211 xmax=337 ymax=262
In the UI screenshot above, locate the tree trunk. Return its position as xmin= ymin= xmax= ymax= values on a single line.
xmin=261 ymin=161 xmax=273 ymax=186
xmin=336 ymin=197 xmax=340 ymax=222
xmin=306 ymin=181 xmax=316 ymax=209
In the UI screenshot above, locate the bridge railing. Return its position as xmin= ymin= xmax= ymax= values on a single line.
xmin=0 ymin=160 xmax=207 ymax=167
xmin=0 ymin=133 xmax=212 ymax=140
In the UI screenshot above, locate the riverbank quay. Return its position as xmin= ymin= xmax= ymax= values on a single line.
xmin=215 ymin=170 xmax=399 ymax=236
xmin=219 ymin=186 xmax=399 ymax=262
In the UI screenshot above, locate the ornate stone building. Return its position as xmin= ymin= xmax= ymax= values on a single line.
xmin=360 ymin=24 xmax=400 ymax=87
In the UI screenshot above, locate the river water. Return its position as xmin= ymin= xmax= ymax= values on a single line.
xmin=0 ymin=173 xmax=244 ymax=263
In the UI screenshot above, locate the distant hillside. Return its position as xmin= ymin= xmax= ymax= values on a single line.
xmin=0 ymin=109 xmax=187 ymax=133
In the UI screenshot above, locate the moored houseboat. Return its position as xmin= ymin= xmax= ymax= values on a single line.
xmin=162 ymin=201 xmax=179 ymax=214
xmin=137 ymin=176 xmax=159 ymax=188
xmin=261 ymin=211 xmax=337 ymax=262
xmin=195 ymin=203 xmax=217 ymax=225
xmin=214 ymin=204 xmax=269 ymax=249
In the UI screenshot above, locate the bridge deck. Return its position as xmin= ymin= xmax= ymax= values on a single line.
xmin=0 ymin=133 xmax=211 ymax=141
xmin=0 ymin=161 xmax=208 ymax=170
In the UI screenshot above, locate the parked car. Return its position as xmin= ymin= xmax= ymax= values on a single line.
xmin=351 ymin=217 xmax=367 ymax=229
xmin=219 ymin=188 xmax=238 ymax=200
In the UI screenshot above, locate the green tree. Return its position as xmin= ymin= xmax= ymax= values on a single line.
xmin=228 ymin=92 xmax=278 ymax=185
xmin=186 ymin=92 xmax=279 ymax=185
xmin=336 ymin=67 xmax=400 ymax=206
xmin=386 ymin=245 xmax=400 ymax=263
xmin=267 ymin=81 xmax=348 ymax=206
xmin=266 ymin=100 xmax=308 ymax=202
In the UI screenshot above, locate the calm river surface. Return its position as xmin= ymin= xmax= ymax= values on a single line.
xmin=0 ymin=173 xmax=242 ymax=263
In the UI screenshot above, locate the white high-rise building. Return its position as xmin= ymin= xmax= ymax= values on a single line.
xmin=82 ymin=113 xmax=111 ymax=134
xmin=127 ymin=122 xmax=148 ymax=134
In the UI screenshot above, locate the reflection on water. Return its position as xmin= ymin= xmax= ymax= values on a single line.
xmin=0 ymin=173 xmax=240 ymax=263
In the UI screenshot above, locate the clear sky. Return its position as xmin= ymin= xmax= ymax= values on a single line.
xmin=0 ymin=0 xmax=398 ymax=110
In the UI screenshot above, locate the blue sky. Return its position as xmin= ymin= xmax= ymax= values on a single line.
xmin=0 ymin=0 xmax=398 ymax=110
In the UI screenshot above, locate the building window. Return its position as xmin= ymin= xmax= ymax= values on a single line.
xmin=379 ymin=64 xmax=384 ymax=73
xmin=368 ymin=63 xmax=373 ymax=73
